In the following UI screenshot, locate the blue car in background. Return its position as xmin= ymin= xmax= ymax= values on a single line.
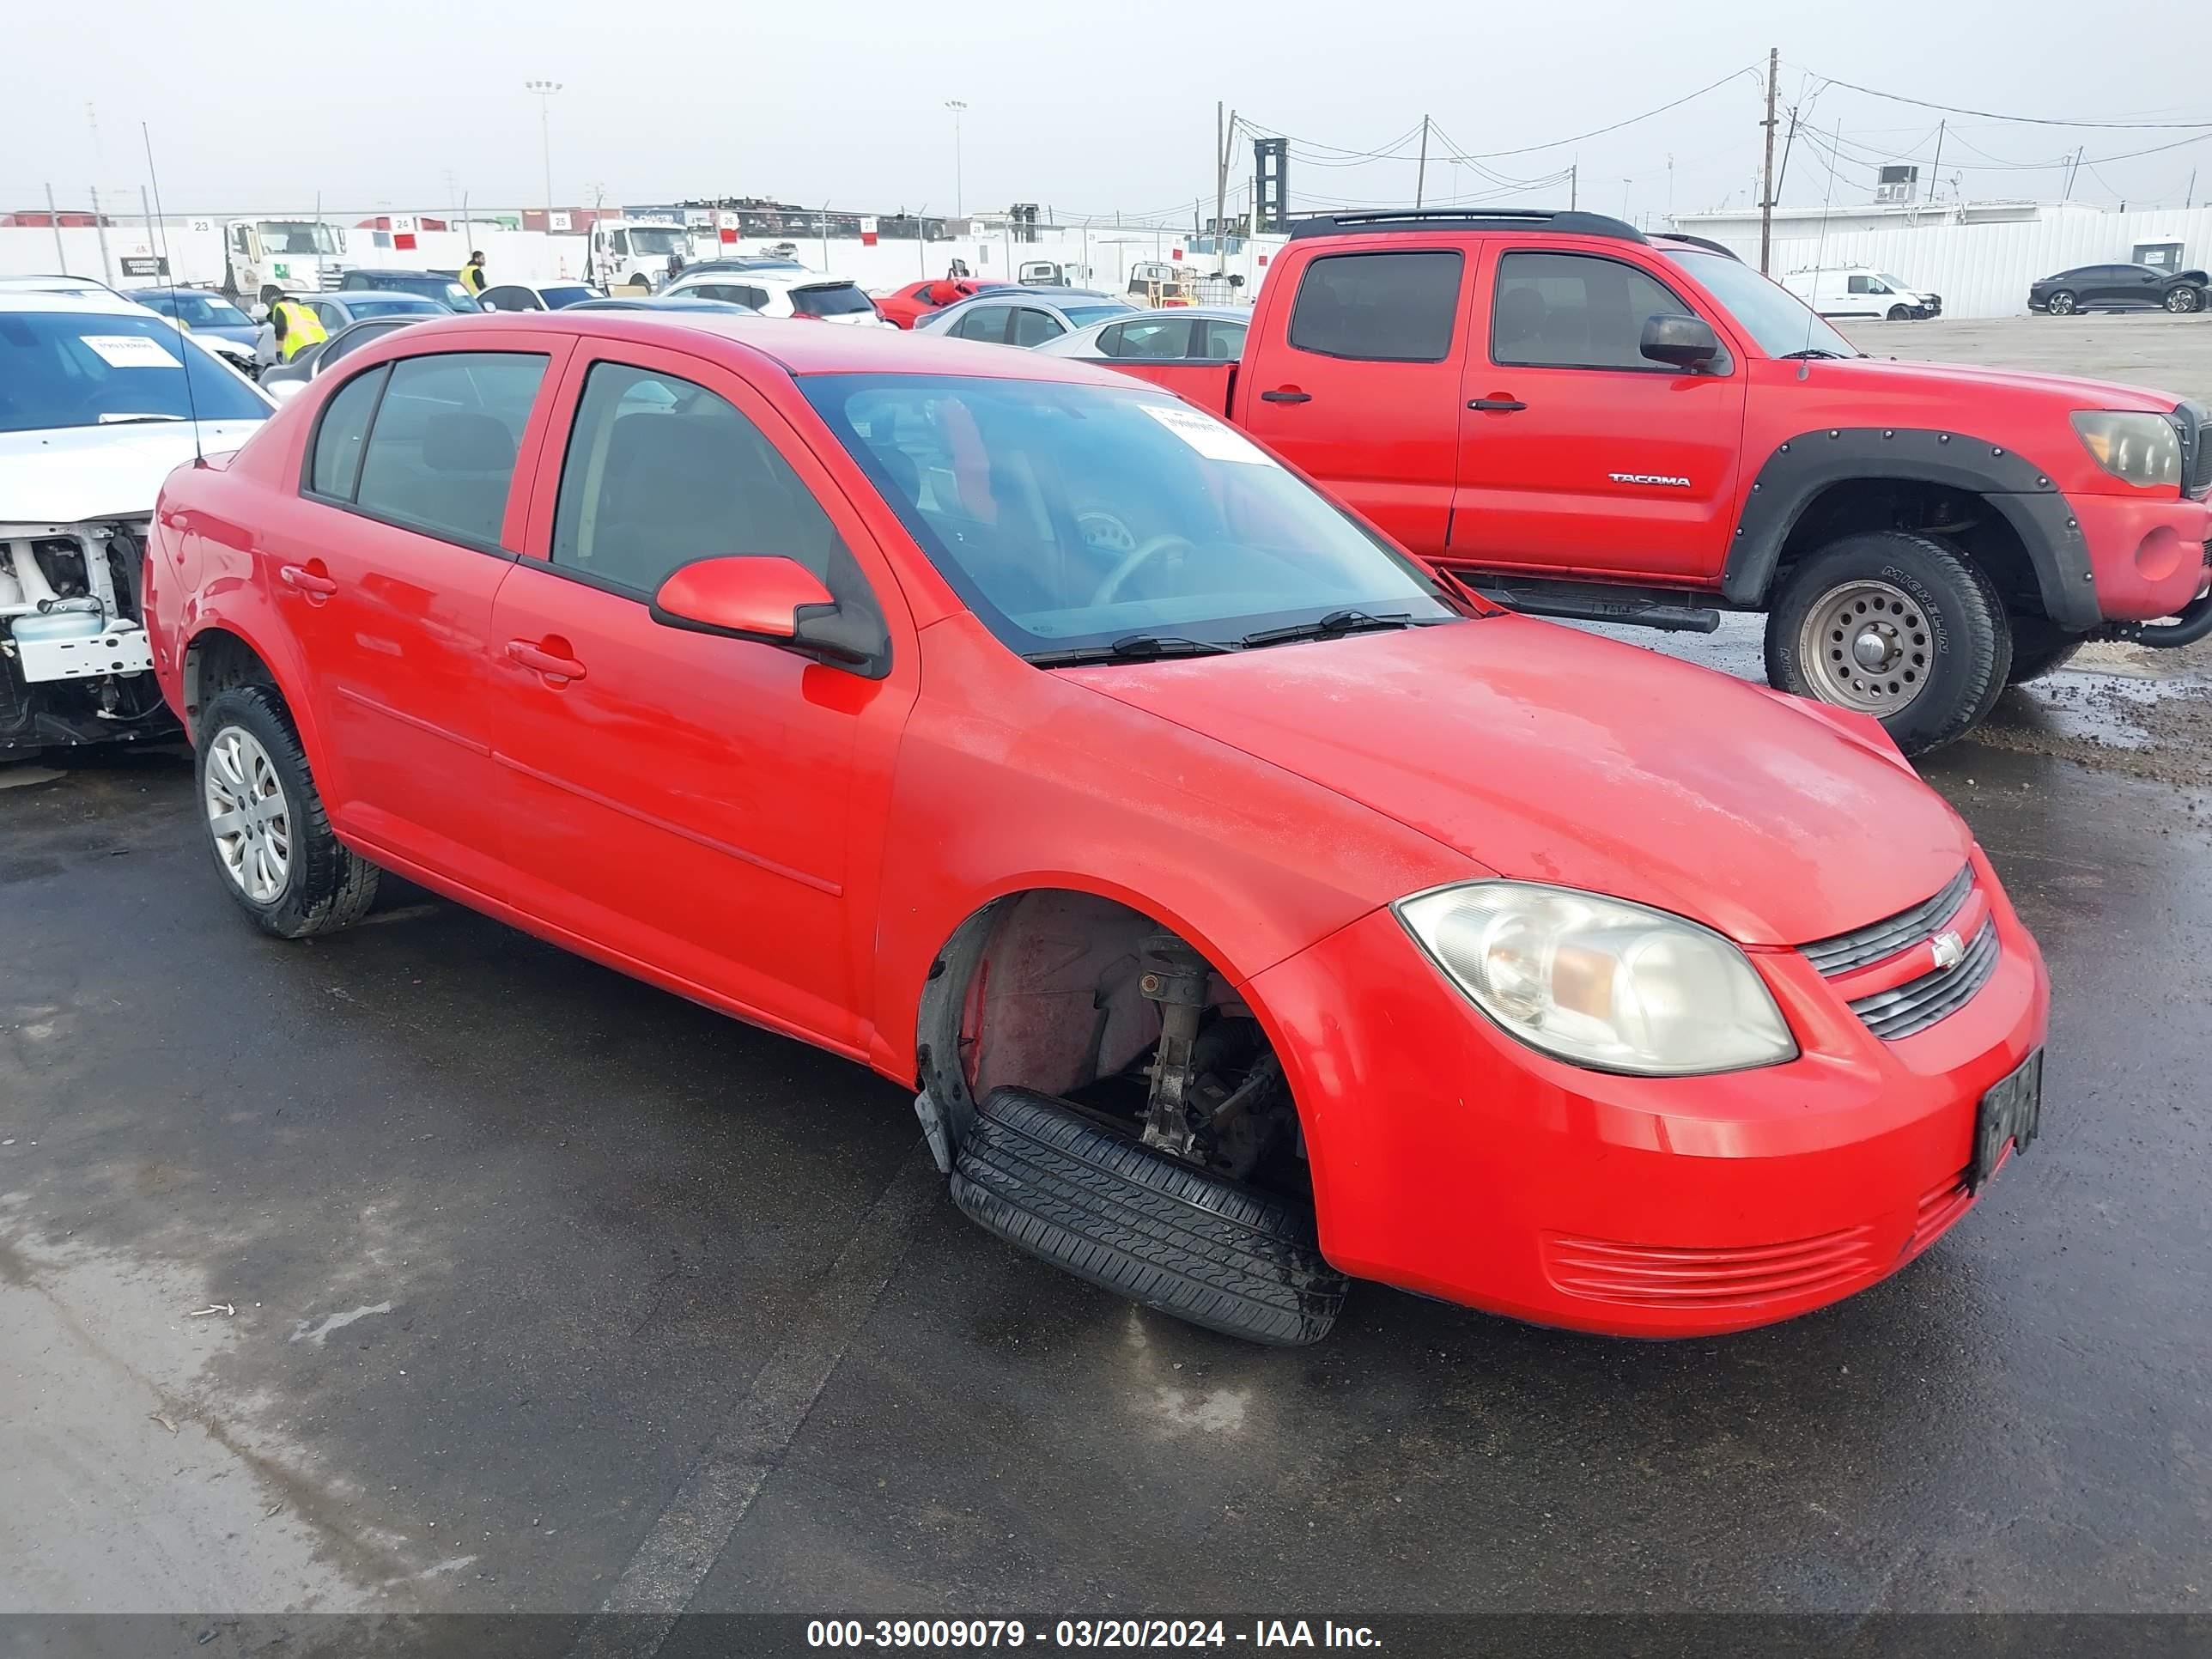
xmin=128 ymin=285 xmax=260 ymax=353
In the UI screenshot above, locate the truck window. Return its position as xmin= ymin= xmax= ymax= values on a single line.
xmin=1288 ymin=251 xmax=1462 ymax=362
xmin=1491 ymin=252 xmax=1697 ymax=372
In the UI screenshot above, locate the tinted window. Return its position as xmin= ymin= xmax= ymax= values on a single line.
xmin=1198 ymin=319 xmax=1246 ymax=360
xmin=1847 ymin=274 xmax=1873 ymax=294
xmin=1492 ymin=252 xmax=1698 ymax=371
xmin=1097 ymin=317 xmax=1192 ymax=359
xmin=345 ymin=296 xmax=442 ymax=319
xmin=352 ymin=351 xmax=547 ymax=547
xmin=953 ymin=306 xmax=1010 ymax=343
xmin=307 ymin=365 xmax=386 ymax=501
xmin=1012 ymin=307 xmax=1065 ymax=346
xmin=0 ymin=308 xmax=268 ymax=434
xmin=322 ymin=319 xmax=414 ymax=367
xmin=790 ymin=283 xmax=877 ymax=318
xmin=540 ymin=286 xmax=593 ymax=308
xmin=1288 ymin=251 xmax=1462 ymax=362
xmin=479 ymin=286 xmax=540 ymax=312
xmin=549 ymin=362 xmax=884 ymax=640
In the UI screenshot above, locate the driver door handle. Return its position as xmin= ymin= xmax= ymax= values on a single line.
xmin=1468 ymin=398 xmax=1528 ymax=412
xmin=1259 ymin=388 xmax=1312 ymax=404
xmin=277 ymin=562 xmax=338 ymax=597
xmin=506 ymin=640 xmax=588 ymax=683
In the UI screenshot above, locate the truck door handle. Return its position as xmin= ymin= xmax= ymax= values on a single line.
xmin=506 ymin=639 xmax=588 ymax=683
xmin=1468 ymin=398 xmax=1528 ymax=412
xmin=1259 ymin=388 xmax=1312 ymax=404
xmin=277 ymin=562 xmax=338 ymax=598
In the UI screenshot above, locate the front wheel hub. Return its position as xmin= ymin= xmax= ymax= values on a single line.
xmin=1799 ymin=579 xmax=1931 ymax=715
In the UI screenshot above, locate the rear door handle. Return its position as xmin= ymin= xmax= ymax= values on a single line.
xmin=506 ymin=640 xmax=588 ymax=683
xmin=1468 ymin=398 xmax=1528 ymax=412
xmin=277 ymin=562 xmax=338 ymax=597
xmin=1259 ymin=388 xmax=1312 ymax=404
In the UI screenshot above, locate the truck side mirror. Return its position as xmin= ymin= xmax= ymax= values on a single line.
xmin=1641 ymin=313 xmax=1723 ymax=372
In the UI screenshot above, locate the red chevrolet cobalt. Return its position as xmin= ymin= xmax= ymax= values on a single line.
xmin=145 ymin=314 xmax=2048 ymax=1345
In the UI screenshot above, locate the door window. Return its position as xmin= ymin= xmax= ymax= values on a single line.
xmin=1491 ymin=251 xmax=1702 ymax=371
xmin=1011 ymin=308 xmax=1065 ymax=346
xmin=1287 ymin=250 xmax=1462 ymax=362
xmin=549 ymin=362 xmax=885 ymax=634
xmin=953 ymin=306 xmax=1011 ymax=343
xmin=1097 ymin=317 xmax=1193 ymax=358
xmin=350 ymin=352 xmax=549 ymax=547
xmin=914 ymin=284 xmax=936 ymax=306
xmin=1847 ymin=274 xmax=1873 ymax=295
xmin=306 ymin=365 xmax=389 ymax=501
xmin=1197 ymin=319 xmax=1247 ymax=360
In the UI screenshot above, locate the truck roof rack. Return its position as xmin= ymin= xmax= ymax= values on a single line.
xmin=1657 ymin=232 xmax=1741 ymax=260
xmin=1285 ymin=209 xmax=1647 ymax=244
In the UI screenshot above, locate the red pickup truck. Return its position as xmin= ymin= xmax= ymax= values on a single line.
xmin=1112 ymin=210 xmax=2212 ymax=752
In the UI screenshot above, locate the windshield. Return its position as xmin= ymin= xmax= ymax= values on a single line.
xmin=168 ymin=293 xmax=251 ymax=328
xmin=630 ymin=227 xmax=688 ymax=256
xmin=790 ymin=283 xmax=877 ymax=318
xmin=259 ymin=222 xmax=339 ymax=255
xmin=1876 ymin=273 xmax=1913 ymax=293
xmin=0 ymin=310 xmax=269 ymax=434
xmin=801 ymin=374 xmax=1457 ymax=657
xmin=1666 ymin=250 xmax=1857 ymax=357
xmin=540 ymin=285 xmax=594 ymax=307
xmin=348 ymin=295 xmax=442 ymax=318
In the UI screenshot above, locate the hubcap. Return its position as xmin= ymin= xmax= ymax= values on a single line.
xmin=1798 ymin=580 xmax=1931 ymax=716
xmin=204 ymin=727 xmax=292 ymax=903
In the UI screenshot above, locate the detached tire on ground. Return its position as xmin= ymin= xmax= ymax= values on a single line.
xmin=1765 ymin=530 xmax=2011 ymax=756
xmin=196 ymin=686 xmax=380 ymax=939
xmin=951 ymin=1086 xmax=1347 ymax=1346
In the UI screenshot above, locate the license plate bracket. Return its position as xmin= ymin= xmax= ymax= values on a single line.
xmin=1969 ymin=1048 xmax=2043 ymax=1193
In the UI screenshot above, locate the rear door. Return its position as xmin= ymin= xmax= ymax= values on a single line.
xmin=1447 ymin=244 xmax=1747 ymax=583
xmin=1237 ymin=242 xmax=1473 ymax=556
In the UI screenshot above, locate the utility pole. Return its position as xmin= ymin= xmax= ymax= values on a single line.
xmin=1759 ymin=46 xmax=1779 ymax=275
xmin=1570 ymin=160 xmax=1577 ymax=210
xmin=525 ymin=81 xmax=562 ymax=222
xmin=1214 ymin=102 xmax=1237 ymax=273
xmin=2063 ymin=145 xmax=2083 ymax=202
xmin=945 ymin=100 xmax=969 ymax=218
xmin=1929 ymin=120 xmax=1945 ymax=206
xmin=88 ymin=185 xmax=113 ymax=284
xmin=44 ymin=183 xmax=68 ymax=271
xmin=1415 ymin=114 xmax=1431 ymax=209
xmin=2189 ymin=169 xmax=2198 ymax=210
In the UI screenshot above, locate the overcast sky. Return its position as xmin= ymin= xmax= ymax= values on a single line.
xmin=8 ymin=0 xmax=2210 ymax=227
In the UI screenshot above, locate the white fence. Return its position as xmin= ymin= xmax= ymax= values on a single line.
xmin=1683 ymin=207 xmax=2212 ymax=321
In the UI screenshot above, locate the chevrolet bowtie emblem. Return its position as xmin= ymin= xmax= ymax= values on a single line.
xmin=1930 ymin=929 xmax=1966 ymax=970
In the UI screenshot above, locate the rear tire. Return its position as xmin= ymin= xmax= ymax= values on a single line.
xmin=2005 ymin=615 xmax=2088 ymax=684
xmin=951 ymin=1086 xmax=1346 ymax=1347
xmin=196 ymin=686 xmax=380 ymax=939
xmin=1765 ymin=532 xmax=2011 ymax=756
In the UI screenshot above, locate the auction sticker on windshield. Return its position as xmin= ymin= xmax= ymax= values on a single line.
xmin=1139 ymin=402 xmax=1274 ymax=465
xmin=82 ymin=334 xmax=182 ymax=369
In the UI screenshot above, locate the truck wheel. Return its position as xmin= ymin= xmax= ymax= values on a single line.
xmin=2005 ymin=615 xmax=2088 ymax=684
xmin=2045 ymin=290 xmax=2078 ymax=315
xmin=951 ymin=1086 xmax=1347 ymax=1347
xmin=197 ymin=686 xmax=380 ymax=939
xmin=1765 ymin=532 xmax=2011 ymax=756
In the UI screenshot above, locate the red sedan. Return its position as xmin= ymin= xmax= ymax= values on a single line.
xmin=145 ymin=313 xmax=2048 ymax=1346
xmin=873 ymin=276 xmax=1006 ymax=329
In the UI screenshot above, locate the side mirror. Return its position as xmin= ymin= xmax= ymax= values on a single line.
xmin=1641 ymin=313 xmax=1723 ymax=372
xmin=651 ymin=556 xmax=888 ymax=678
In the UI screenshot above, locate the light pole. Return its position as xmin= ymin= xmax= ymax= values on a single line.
xmin=526 ymin=81 xmax=562 ymax=222
xmin=945 ymin=100 xmax=968 ymax=219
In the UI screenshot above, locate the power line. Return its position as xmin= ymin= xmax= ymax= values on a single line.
xmin=1799 ymin=70 xmax=2212 ymax=130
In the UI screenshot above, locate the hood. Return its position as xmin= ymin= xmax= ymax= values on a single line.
xmin=1813 ymin=352 xmax=2179 ymax=415
xmin=1061 ymin=618 xmax=1971 ymax=946
xmin=0 ymin=420 xmax=269 ymax=524
xmin=193 ymin=324 xmax=261 ymax=349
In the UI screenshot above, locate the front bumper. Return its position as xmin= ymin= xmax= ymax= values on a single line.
xmin=2071 ymin=489 xmax=2212 ymax=623
xmin=1246 ymin=847 xmax=2049 ymax=1337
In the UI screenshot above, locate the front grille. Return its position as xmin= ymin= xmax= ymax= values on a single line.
xmin=1800 ymin=864 xmax=1973 ymax=975
xmin=1846 ymin=920 xmax=2000 ymax=1040
xmin=2172 ymin=400 xmax=2212 ymax=499
xmin=1542 ymin=1226 xmax=1881 ymax=1310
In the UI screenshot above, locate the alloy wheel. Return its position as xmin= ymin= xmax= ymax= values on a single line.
xmin=204 ymin=726 xmax=293 ymax=903
xmin=2049 ymin=292 xmax=2077 ymax=315
xmin=1796 ymin=580 xmax=1932 ymax=716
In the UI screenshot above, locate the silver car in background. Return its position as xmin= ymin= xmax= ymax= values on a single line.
xmin=1028 ymin=305 xmax=1251 ymax=363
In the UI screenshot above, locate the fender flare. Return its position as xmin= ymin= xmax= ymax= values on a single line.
xmin=1722 ymin=428 xmax=2100 ymax=630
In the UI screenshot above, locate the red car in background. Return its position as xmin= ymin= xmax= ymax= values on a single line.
xmin=874 ymin=276 xmax=1006 ymax=329
xmin=145 ymin=313 xmax=2048 ymax=1346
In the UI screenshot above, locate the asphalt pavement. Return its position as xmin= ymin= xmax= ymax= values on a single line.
xmin=4 ymin=319 xmax=2212 ymax=1635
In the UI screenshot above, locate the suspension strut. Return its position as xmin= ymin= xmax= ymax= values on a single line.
xmin=1137 ymin=933 xmax=1210 ymax=1157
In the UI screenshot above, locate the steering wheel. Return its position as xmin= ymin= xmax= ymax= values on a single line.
xmin=1093 ymin=532 xmax=1197 ymax=606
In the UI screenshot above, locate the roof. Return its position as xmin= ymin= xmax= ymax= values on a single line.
xmin=0 ymin=288 xmax=163 ymax=316
xmin=450 ymin=310 xmax=1142 ymax=384
xmin=1287 ymin=208 xmax=1646 ymax=244
xmin=945 ymin=287 xmax=1114 ymax=305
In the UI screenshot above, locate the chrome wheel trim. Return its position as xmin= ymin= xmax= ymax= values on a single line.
xmin=2049 ymin=291 xmax=2077 ymax=315
xmin=1798 ymin=579 xmax=1932 ymax=716
xmin=205 ymin=727 xmax=293 ymax=904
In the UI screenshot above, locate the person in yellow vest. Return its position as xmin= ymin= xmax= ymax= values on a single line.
xmin=460 ymin=252 xmax=488 ymax=296
xmin=259 ymin=285 xmax=327 ymax=363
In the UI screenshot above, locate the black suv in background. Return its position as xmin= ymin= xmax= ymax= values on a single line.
xmin=2030 ymin=262 xmax=2209 ymax=315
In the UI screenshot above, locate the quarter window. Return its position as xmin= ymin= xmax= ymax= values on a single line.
xmin=350 ymin=351 xmax=548 ymax=547
xmin=953 ymin=306 xmax=1010 ymax=343
xmin=1012 ymin=308 xmax=1065 ymax=347
xmin=1288 ymin=250 xmax=1462 ymax=362
xmin=1098 ymin=317 xmax=1193 ymax=359
xmin=548 ymin=362 xmax=886 ymax=644
xmin=1492 ymin=251 xmax=1703 ymax=371
xmin=307 ymin=365 xmax=388 ymax=501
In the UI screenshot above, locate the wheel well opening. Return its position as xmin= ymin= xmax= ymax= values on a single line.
xmin=182 ymin=629 xmax=280 ymax=739
xmin=1774 ymin=478 xmax=2043 ymax=617
xmin=919 ymin=890 xmax=1310 ymax=1195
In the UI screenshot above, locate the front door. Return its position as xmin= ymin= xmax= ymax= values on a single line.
xmin=276 ymin=343 xmax=562 ymax=890
xmin=1239 ymin=244 xmax=1473 ymax=557
xmin=488 ymin=343 xmax=913 ymax=1048
xmin=1447 ymin=246 xmax=1747 ymax=584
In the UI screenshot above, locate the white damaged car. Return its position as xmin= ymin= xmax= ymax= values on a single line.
xmin=1 ymin=290 xmax=270 ymax=757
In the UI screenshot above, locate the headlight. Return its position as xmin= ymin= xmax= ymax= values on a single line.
xmin=1395 ymin=882 xmax=1797 ymax=1075
xmin=2072 ymin=410 xmax=2181 ymax=488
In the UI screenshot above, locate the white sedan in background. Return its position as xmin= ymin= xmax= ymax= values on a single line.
xmin=658 ymin=268 xmax=891 ymax=326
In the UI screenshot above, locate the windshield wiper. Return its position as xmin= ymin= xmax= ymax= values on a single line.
xmin=1026 ymin=633 xmax=1235 ymax=668
xmin=1236 ymin=609 xmax=1414 ymax=650
xmin=97 ymin=412 xmax=189 ymax=424
xmin=1776 ymin=348 xmax=1853 ymax=361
